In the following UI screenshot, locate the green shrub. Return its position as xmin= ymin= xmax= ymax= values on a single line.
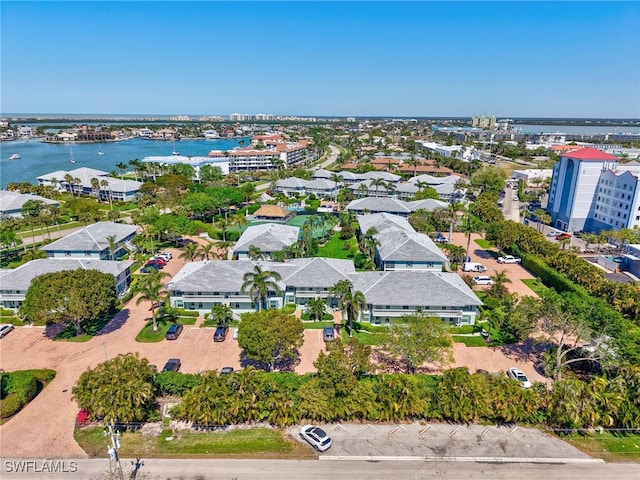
xmin=30 ymin=369 xmax=56 ymax=383
xmin=521 ymin=254 xmax=576 ymax=293
xmin=155 ymin=372 xmax=202 ymax=396
xmin=2 ymin=371 xmax=38 ymax=404
xmin=173 ymin=308 xmax=199 ymax=317
xmin=301 ymin=312 xmax=334 ymax=321
xmin=282 ymin=303 xmax=297 ymax=315
xmin=0 ymin=393 xmax=24 ymax=418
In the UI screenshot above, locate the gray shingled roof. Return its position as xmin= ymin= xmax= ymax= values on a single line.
xmin=346 ymin=197 xmax=412 ymax=214
xmin=277 ymin=257 xmax=355 ymax=287
xmin=376 ymin=230 xmax=449 ymax=263
xmin=43 ymin=222 xmax=138 ymax=253
xmin=406 ymin=199 xmax=449 ymax=212
xmin=357 ymin=213 xmax=415 ymax=235
xmin=358 ymin=171 xmax=402 ymax=183
xmin=0 ymin=258 xmax=132 ymax=291
xmin=0 ymin=191 xmax=59 ymax=214
xmin=234 ymin=223 xmax=300 ymax=253
xmin=348 ymin=271 xmax=482 ymax=307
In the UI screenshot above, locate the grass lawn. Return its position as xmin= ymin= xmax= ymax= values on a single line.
xmin=74 ymin=427 xmax=315 ymax=459
xmin=317 ymin=232 xmax=355 ymax=260
xmin=521 ymin=278 xmax=549 ymax=295
xmin=55 ymin=334 xmax=92 ymax=343
xmin=452 ymin=335 xmax=489 ymax=347
xmin=136 ymin=317 xmax=193 ymax=342
xmin=302 ymin=321 xmax=335 ymax=329
xmin=558 ymin=431 xmax=640 ymax=463
xmin=474 ymin=239 xmax=494 ymax=249
xmin=342 ymin=328 xmax=384 ymax=345
xmin=178 ymin=316 xmax=198 ymax=325
xmin=0 ymin=316 xmax=26 ymax=326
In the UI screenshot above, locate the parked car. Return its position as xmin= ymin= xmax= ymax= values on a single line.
xmin=220 ymin=367 xmax=234 ymax=374
xmin=497 ymin=255 xmax=521 ymax=264
xmin=473 ymin=276 xmax=493 ymax=286
xmin=323 ymin=326 xmax=335 ymax=342
xmin=0 ymin=324 xmax=15 ymax=338
xmin=147 ymin=258 xmax=167 ymax=265
xmin=140 ymin=266 xmax=158 ymax=273
xmin=145 ymin=262 xmax=164 ymax=269
xmin=214 ymin=325 xmax=229 ymax=342
xmin=546 ymin=230 xmax=559 ymax=237
xmin=462 ymin=262 xmax=487 ymax=273
xmin=165 ymin=323 xmax=184 ymax=340
xmin=507 ymin=367 xmax=532 ymax=388
xmin=300 ymin=425 xmax=332 ymax=452
xmin=162 ymin=358 xmax=181 ymax=372
xmin=555 ymin=233 xmax=571 ymax=241
xmin=232 ymin=328 xmax=239 ymax=340
xmin=433 ymin=233 xmax=448 ymax=244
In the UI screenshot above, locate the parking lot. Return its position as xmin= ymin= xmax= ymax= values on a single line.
xmin=288 ymin=423 xmax=595 ymax=462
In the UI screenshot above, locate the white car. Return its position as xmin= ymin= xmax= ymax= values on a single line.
xmin=0 ymin=324 xmax=15 ymax=338
xmin=300 ymin=425 xmax=332 ymax=452
xmin=546 ymin=231 xmax=558 ymax=237
xmin=507 ymin=367 xmax=532 ymax=388
xmin=473 ymin=276 xmax=493 ymax=286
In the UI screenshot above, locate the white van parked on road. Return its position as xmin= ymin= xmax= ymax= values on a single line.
xmin=462 ymin=262 xmax=487 ymax=273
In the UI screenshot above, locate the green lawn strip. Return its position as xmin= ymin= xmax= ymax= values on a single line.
xmin=200 ymin=319 xmax=239 ymax=328
xmin=558 ymin=431 xmax=640 ymax=463
xmin=521 ymin=278 xmax=549 ymax=295
xmin=18 ymin=221 xmax=83 ymax=238
xmin=75 ymin=427 xmax=314 ymax=458
xmin=55 ymin=334 xmax=92 ymax=343
xmin=301 ymin=321 xmax=335 ymax=329
xmin=452 ymin=335 xmax=488 ymax=347
xmin=474 ymin=239 xmax=494 ymax=249
xmin=317 ymin=233 xmax=355 ymax=260
xmin=135 ymin=318 xmax=176 ymax=342
xmin=0 ymin=316 xmax=25 ymax=326
xmin=178 ymin=316 xmax=198 ymax=325
xmin=341 ymin=328 xmax=384 ymax=345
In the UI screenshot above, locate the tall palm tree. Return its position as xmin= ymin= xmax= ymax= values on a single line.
xmin=247 ymin=245 xmax=266 ymax=261
xmin=370 ymin=178 xmax=387 ymax=197
xmin=100 ymin=179 xmax=113 ymax=210
xmin=135 ymin=272 xmax=171 ymax=331
xmin=330 ymin=280 xmax=366 ymax=337
xmin=64 ymin=174 xmax=75 ymax=196
xmin=241 ymin=265 xmax=282 ymax=311
xmin=91 ymin=177 xmax=100 ymax=201
xmin=106 ymin=234 xmax=117 ymax=260
xmin=116 ymin=162 xmax=128 ymax=180
xmin=198 ymin=242 xmax=218 ymax=261
xmin=209 ymin=304 xmax=233 ymax=326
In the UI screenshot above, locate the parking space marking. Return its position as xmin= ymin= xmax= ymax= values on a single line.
xmin=194 ymin=328 xmax=204 ymax=344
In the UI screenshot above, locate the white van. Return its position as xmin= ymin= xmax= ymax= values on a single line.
xmin=462 ymin=262 xmax=487 ymax=273
xmin=473 ymin=276 xmax=493 ymax=286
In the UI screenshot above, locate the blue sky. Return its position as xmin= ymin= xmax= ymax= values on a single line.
xmin=2 ymin=1 xmax=639 ymax=118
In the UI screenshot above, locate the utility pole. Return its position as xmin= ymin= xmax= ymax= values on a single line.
xmin=104 ymin=422 xmax=125 ymax=480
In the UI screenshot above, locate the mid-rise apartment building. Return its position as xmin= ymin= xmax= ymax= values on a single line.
xmin=547 ymin=147 xmax=640 ymax=233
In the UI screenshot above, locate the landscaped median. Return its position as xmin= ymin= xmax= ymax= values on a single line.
xmin=0 ymin=369 xmax=56 ymax=422
xmin=135 ymin=311 xmax=199 ymax=343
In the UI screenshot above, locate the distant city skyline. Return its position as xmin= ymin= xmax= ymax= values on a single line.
xmin=2 ymin=1 xmax=639 ymax=118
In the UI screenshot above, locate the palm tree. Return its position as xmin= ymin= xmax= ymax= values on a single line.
xmin=64 ymin=174 xmax=75 ymax=196
xmin=216 ymin=214 xmax=232 ymax=242
xmin=135 ymin=272 xmax=171 ymax=331
xmin=198 ymin=242 xmax=218 ymax=261
xmin=406 ymin=156 xmax=421 ymax=177
xmin=128 ymin=158 xmax=142 ymax=182
xmin=247 ymin=245 xmax=266 ymax=261
xmin=209 ymin=304 xmax=233 ymax=326
xmin=100 ymin=179 xmax=113 ymax=210
xmin=241 ymin=265 xmax=282 ymax=311
xmin=370 ymin=178 xmax=387 ymax=197
xmin=116 ymin=162 xmax=128 ymax=180
xmin=489 ymin=269 xmax=512 ymax=299
xmin=305 ymin=297 xmax=327 ymax=322
xmin=90 ymin=177 xmax=100 ymax=202
xmin=330 ymin=280 xmax=366 ymax=337
xmin=106 ymin=234 xmax=117 ymax=260
xmin=179 ymin=242 xmax=199 ymax=262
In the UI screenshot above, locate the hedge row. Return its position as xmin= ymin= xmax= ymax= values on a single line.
xmin=0 ymin=369 xmax=56 ymax=419
xmin=521 ymin=254 xmax=579 ymax=294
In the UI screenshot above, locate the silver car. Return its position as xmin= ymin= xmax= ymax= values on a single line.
xmin=300 ymin=425 xmax=332 ymax=452
xmin=507 ymin=367 xmax=532 ymax=388
xmin=0 ymin=324 xmax=15 ymax=338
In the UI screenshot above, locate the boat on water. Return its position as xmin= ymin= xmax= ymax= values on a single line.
xmin=172 ymin=140 xmax=180 ymax=155
xmin=69 ymin=144 xmax=76 ymax=164
xmin=9 ymin=154 xmax=21 ymax=160
xmin=98 ymin=145 xmax=104 ymax=155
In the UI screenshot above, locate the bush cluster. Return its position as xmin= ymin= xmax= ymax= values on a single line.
xmin=0 ymin=369 xmax=55 ymax=419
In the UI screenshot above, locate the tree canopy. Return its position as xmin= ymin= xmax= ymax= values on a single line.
xmin=237 ymin=310 xmax=304 ymax=371
xmin=382 ymin=313 xmax=453 ymax=373
xmin=20 ymin=269 xmax=117 ymax=335
xmin=72 ymin=353 xmax=157 ymax=422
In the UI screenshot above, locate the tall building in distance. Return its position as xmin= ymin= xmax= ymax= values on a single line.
xmin=255 ymin=113 xmax=276 ymax=121
xmin=471 ymin=115 xmax=496 ymax=130
xmin=229 ymin=113 xmax=254 ymax=121
xmin=547 ymin=147 xmax=640 ymax=233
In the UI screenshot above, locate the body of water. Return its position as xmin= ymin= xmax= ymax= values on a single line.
xmin=515 ymin=124 xmax=640 ymax=135
xmin=0 ymin=137 xmax=248 ymax=187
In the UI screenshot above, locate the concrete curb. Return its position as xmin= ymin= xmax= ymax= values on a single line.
xmin=320 ymin=455 xmax=605 ymax=464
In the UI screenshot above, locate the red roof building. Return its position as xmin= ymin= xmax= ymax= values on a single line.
xmin=562 ymin=147 xmax=618 ymax=161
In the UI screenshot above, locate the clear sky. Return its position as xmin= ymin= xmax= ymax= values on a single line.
xmin=2 ymin=1 xmax=639 ymax=118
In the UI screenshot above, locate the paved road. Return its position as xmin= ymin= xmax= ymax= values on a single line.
xmin=2 ymin=458 xmax=637 ymax=480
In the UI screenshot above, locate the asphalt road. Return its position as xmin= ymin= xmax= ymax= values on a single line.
xmin=2 ymin=458 xmax=638 ymax=480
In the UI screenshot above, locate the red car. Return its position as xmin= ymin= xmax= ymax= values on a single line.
xmin=147 ymin=258 xmax=167 ymax=265
xmin=555 ymin=233 xmax=571 ymax=241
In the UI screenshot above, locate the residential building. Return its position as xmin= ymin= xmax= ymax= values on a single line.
xmin=252 ymin=205 xmax=293 ymax=222
xmin=42 ymin=221 xmax=138 ymax=260
xmin=208 ymin=138 xmax=308 ymax=172
xmin=0 ymin=258 xmax=133 ymax=309
xmin=275 ymin=178 xmax=338 ymax=198
xmin=346 ymin=196 xmax=447 ymax=217
xmin=357 ymin=213 xmax=449 ymax=271
xmin=233 ymin=223 xmax=300 ymax=260
xmin=37 ymin=167 xmax=142 ymax=202
xmin=167 ymin=258 xmax=482 ymax=325
xmin=0 ymin=191 xmax=59 ymax=218
xmin=471 ymin=115 xmax=496 ymax=129
xmin=547 ymin=147 xmax=640 ymax=232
